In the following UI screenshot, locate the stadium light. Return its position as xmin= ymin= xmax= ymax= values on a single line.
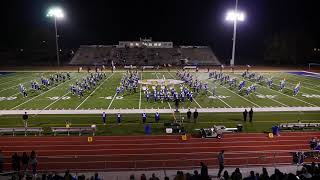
xmin=225 ymin=0 xmax=245 ymax=67
xmin=47 ymin=7 xmax=64 ymax=66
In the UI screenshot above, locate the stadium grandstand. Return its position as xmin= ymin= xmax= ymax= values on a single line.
xmin=70 ymin=38 xmax=221 ymax=66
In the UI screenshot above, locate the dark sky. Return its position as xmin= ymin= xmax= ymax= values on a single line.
xmin=1 ymin=0 xmax=320 ymax=61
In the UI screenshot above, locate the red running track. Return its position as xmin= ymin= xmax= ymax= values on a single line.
xmin=1 ymin=132 xmax=320 ymax=171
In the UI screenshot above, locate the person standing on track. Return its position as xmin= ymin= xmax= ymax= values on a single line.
xmin=243 ymin=109 xmax=248 ymax=122
xmin=249 ymin=108 xmax=253 ymax=122
xmin=217 ymin=150 xmax=225 ymax=178
xmin=102 ymin=112 xmax=106 ymax=125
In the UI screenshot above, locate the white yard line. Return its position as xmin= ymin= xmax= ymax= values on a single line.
xmin=257 ymin=91 xmax=288 ymax=107
xmin=31 ymin=92 xmax=71 ymax=117
xmin=216 ymin=82 xmax=261 ymax=108
xmin=265 ymin=72 xmax=320 ymax=93
xmin=0 ymin=84 xmax=20 ymax=93
xmin=207 ymin=90 xmax=232 ymax=108
xmin=228 ymin=74 xmax=289 ymax=107
xmin=167 ymin=71 xmax=202 ymax=108
xmin=0 ymin=75 xmax=31 ymax=86
xmin=231 ymin=74 xmax=309 ymax=107
xmin=259 ymin=73 xmax=318 ymax=106
xmin=10 ymin=79 xmax=72 ymax=110
xmin=155 ymin=72 xmax=173 ymax=109
xmin=262 ymin=85 xmax=316 ymax=107
xmin=43 ymin=92 xmax=70 ymax=110
xmin=75 ymin=73 xmax=114 ymax=110
xmin=107 ymin=93 xmax=117 ymax=109
xmin=139 ymin=72 xmax=143 ymax=109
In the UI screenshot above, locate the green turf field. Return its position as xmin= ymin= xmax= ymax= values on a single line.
xmin=0 ymin=70 xmax=320 ymax=135
xmin=0 ymin=111 xmax=319 ymax=135
xmin=0 ymin=71 xmax=320 ymax=110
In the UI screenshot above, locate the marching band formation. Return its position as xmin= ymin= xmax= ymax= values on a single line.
xmin=17 ymin=67 xmax=302 ymax=101
xmin=70 ymin=72 xmax=106 ymax=97
xmin=19 ymin=73 xmax=71 ymax=98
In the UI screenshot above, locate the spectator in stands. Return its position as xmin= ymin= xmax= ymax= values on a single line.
xmin=29 ymin=150 xmax=37 ymax=177
xmin=191 ymin=170 xmax=200 ymax=180
xmin=63 ymin=170 xmax=73 ymax=180
xmin=249 ymin=108 xmax=253 ymax=122
xmin=312 ymin=166 xmax=320 ymax=180
xmin=12 ymin=152 xmax=21 ymax=171
xmin=270 ymin=169 xmax=284 ymax=180
xmin=0 ymin=150 xmax=3 ymax=173
xmin=174 ymin=171 xmax=184 ymax=180
xmin=243 ymin=109 xmax=248 ymax=122
xmin=259 ymin=167 xmax=270 ymax=180
xmin=299 ymin=167 xmax=312 ymax=180
xmin=94 ymin=173 xmax=102 ymax=180
xmin=187 ymin=109 xmax=191 ymax=122
xmin=130 ymin=174 xmax=136 ymax=180
xmin=185 ymin=172 xmax=192 ymax=180
xmin=141 ymin=174 xmax=147 ymax=180
xmin=222 ymin=170 xmax=230 ymax=180
xmin=164 ymin=177 xmax=169 ymax=180
xmin=193 ymin=109 xmax=199 ymax=124
xmin=218 ymin=150 xmax=225 ymax=178
xmin=231 ymin=168 xmax=242 ymax=180
xmin=149 ymin=173 xmax=160 ymax=180
xmin=21 ymin=152 xmax=29 ymax=172
xmin=243 ymin=171 xmax=255 ymax=180
xmin=200 ymin=162 xmax=208 ymax=178
xmin=78 ymin=174 xmax=86 ymax=180
xmin=286 ymin=173 xmax=298 ymax=180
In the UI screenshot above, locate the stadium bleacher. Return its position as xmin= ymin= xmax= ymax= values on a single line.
xmin=69 ymin=40 xmax=221 ymax=66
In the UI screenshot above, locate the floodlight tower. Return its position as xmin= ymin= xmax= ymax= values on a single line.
xmin=47 ymin=7 xmax=64 ymax=66
xmin=225 ymin=0 xmax=245 ymax=66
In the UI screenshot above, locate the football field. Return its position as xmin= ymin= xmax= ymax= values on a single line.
xmin=0 ymin=70 xmax=320 ymax=112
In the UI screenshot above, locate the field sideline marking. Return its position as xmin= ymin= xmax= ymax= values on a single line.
xmin=139 ymin=72 xmax=142 ymax=109
xmin=167 ymin=71 xmax=202 ymax=108
xmin=10 ymin=78 xmax=73 ymax=110
xmin=75 ymin=73 xmax=114 ymax=110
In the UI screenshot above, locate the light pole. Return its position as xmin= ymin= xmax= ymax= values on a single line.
xmin=225 ymin=0 xmax=245 ymax=66
xmin=47 ymin=7 xmax=64 ymax=66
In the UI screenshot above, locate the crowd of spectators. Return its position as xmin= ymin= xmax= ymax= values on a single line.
xmin=127 ymin=162 xmax=320 ymax=180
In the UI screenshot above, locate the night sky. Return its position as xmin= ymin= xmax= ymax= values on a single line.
xmin=1 ymin=0 xmax=320 ymax=63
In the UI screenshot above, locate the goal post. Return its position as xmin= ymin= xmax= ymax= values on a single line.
xmin=308 ymin=63 xmax=320 ymax=72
